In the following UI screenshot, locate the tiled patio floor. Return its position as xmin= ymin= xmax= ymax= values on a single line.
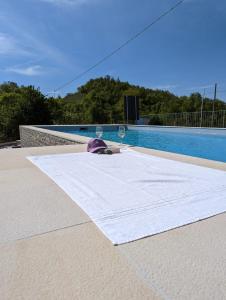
xmin=0 ymin=144 xmax=225 ymax=299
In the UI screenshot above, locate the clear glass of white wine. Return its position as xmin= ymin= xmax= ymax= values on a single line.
xmin=118 ymin=125 xmax=126 ymax=147
xmin=96 ymin=126 xmax=103 ymax=139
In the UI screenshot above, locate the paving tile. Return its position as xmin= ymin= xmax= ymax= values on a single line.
xmin=134 ymin=146 xmax=226 ymax=171
xmin=0 ymin=223 xmax=159 ymax=300
xmin=27 ymin=144 xmax=87 ymax=156
xmin=0 ymin=144 xmax=87 ymax=170
xmin=0 ymin=149 xmax=32 ymax=170
xmin=0 ymin=145 xmax=90 ymax=242
xmin=0 ymin=167 xmax=89 ymax=243
xmin=119 ymin=214 xmax=226 ymax=300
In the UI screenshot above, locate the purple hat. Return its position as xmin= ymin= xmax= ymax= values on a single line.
xmin=87 ymin=138 xmax=107 ymax=153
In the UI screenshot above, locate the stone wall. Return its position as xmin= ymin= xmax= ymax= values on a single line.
xmin=20 ymin=126 xmax=80 ymax=148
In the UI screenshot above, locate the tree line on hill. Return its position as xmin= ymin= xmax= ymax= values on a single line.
xmin=0 ymin=76 xmax=226 ymax=143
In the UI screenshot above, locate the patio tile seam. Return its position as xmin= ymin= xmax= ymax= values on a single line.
xmin=0 ymin=220 xmax=93 ymax=246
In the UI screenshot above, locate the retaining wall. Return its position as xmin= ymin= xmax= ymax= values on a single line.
xmin=20 ymin=126 xmax=81 ymax=148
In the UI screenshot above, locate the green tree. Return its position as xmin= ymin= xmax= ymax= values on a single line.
xmin=0 ymin=83 xmax=51 ymax=142
xmin=1 ymin=77 xmax=226 ymax=143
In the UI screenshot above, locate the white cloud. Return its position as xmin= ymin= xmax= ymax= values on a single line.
xmin=6 ymin=65 xmax=44 ymax=76
xmin=0 ymin=32 xmax=32 ymax=56
xmin=0 ymin=13 xmax=69 ymax=66
xmin=0 ymin=33 xmax=18 ymax=54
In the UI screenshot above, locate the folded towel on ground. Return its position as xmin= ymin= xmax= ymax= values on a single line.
xmin=28 ymin=149 xmax=226 ymax=245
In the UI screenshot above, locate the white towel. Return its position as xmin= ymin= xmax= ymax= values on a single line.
xmin=28 ymin=150 xmax=226 ymax=245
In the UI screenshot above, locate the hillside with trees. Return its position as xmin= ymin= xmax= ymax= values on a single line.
xmin=0 ymin=76 xmax=226 ymax=143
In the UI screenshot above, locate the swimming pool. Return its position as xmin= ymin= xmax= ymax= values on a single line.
xmin=47 ymin=126 xmax=226 ymax=163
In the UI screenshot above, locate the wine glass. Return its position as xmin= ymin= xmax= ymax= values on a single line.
xmin=96 ymin=126 xmax=103 ymax=139
xmin=118 ymin=125 xmax=126 ymax=147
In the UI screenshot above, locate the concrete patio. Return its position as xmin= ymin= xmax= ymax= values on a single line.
xmin=0 ymin=144 xmax=226 ymax=300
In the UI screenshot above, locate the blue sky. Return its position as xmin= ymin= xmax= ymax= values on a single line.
xmin=0 ymin=0 xmax=226 ymax=100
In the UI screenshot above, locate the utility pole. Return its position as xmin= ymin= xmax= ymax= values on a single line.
xmin=211 ymin=83 xmax=217 ymax=127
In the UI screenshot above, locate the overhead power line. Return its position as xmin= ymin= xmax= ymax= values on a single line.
xmin=52 ymin=0 xmax=185 ymax=93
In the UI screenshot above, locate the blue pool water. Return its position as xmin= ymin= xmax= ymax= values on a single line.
xmin=51 ymin=126 xmax=226 ymax=163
